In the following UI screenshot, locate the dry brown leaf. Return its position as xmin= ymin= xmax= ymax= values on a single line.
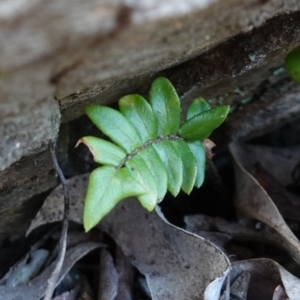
xmin=185 ymin=215 xmax=282 ymax=260
xmin=28 ymin=174 xmax=231 ymax=300
xmin=114 ymin=248 xmax=133 ymax=300
xmin=229 ymin=142 xmax=300 ymax=264
xmin=0 ymin=242 xmax=100 ymax=300
xmin=27 ymin=175 xmax=87 ymax=235
xmin=230 ymin=258 xmax=300 ymax=300
xmin=98 ymin=248 xmax=133 ymax=300
xmin=229 ymin=144 xmax=300 ymax=186
xmin=255 ymin=164 xmax=300 ymax=222
xmin=202 ymin=138 xmax=216 ymax=161
xmin=100 ymin=200 xmax=230 ymax=300
xmin=98 ymin=250 xmax=119 ymax=300
xmin=46 ymin=230 xmax=101 ymax=267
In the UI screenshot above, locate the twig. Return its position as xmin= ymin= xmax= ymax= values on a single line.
xmin=43 ymin=141 xmax=69 ymax=300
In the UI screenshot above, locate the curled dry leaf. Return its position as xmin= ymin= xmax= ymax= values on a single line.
xmin=230 ymin=258 xmax=300 ymax=300
xmin=98 ymin=248 xmax=133 ymax=300
xmin=29 ymin=174 xmax=231 ymax=300
xmin=202 ymin=138 xmax=216 ymax=161
xmin=0 ymin=242 xmax=100 ymax=300
xmin=229 ymin=142 xmax=300 ymax=264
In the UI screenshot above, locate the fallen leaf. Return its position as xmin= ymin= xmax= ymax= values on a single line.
xmin=29 ymin=174 xmax=231 ymax=300
xmin=100 ymin=200 xmax=230 ymax=300
xmin=27 ymin=175 xmax=87 ymax=235
xmin=98 ymin=248 xmax=133 ymax=300
xmin=229 ymin=144 xmax=300 ymax=186
xmin=185 ymin=214 xmax=292 ymax=259
xmin=47 ymin=230 xmax=101 ymax=266
xmin=98 ymin=250 xmax=118 ymax=300
xmin=229 ymin=142 xmax=300 ymax=264
xmin=229 ymin=258 xmax=300 ymax=300
xmin=255 ymin=164 xmax=300 ymax=222
xmin=114 ymin=248 xmax=134 ymax=300
xmin=0 ymin=242 xmax=100 ymax=300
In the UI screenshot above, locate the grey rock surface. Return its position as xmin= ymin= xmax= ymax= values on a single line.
xmin=0 ymin=0 xmax=300 ymax=238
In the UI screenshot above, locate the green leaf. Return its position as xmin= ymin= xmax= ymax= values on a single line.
xmin=86 ymin=105 xmax=142 ymax=153
xmin=149 ymin=77 xmax=180 ymax=135
xmin=188 ymin=141 xmax=206 ymax=188
xmin=125 ymin=154 xmax=158 ymax=211
xmin=83 ymin=166 xmax=146 ymax=231
xmin=138 ymin=145 xmax=168 ymax=202
xmin=178 ymin=105 xmax=230 ymax=141
xmin=153 ymin=140 xmax=183 ymax=196
xmin=119 ymin=94 xmax=158 ymax=142
xmin=186 ymin=98 xmax=210 ymax=120
xmin=174 ymin=140 xmax=197 ymax=194
xmin=285 ymin=48 xmax=300 ymax=84
xmin=78 ymin=136 xmax=126 ymax=166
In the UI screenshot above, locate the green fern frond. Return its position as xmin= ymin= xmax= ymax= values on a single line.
xmin=79 ymin=77 xmax=229 ymax=231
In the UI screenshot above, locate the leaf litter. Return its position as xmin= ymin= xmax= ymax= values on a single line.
xmin=0 ymin=242 xmax=100 ymax=300
xmin=98 ymin=248 xmax=134 ymax=300
xmin=229 ymin=142 xmax=300 ymax=265
xmin=3 ymin=125 xmax=300 ymax=299
xmin=28 ymin=174 xmax=231 ymax=299
xmin=101 ymin=199 xmax=231 ymax=300
xmin=229 ymin=259 xmax=300 ymax=300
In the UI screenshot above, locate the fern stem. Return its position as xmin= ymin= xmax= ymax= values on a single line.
xmin=117 ymin=134 xmax=183 ymax=169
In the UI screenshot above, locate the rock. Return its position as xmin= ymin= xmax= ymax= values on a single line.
xmin=0 ymin=0 xmax=300 ymax=238
xmin=0 ymin=149 xmax=58 ymax=238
